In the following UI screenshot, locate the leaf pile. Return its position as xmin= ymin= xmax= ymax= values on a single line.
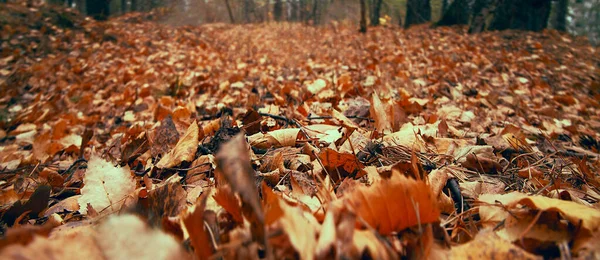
xmin=1 ymin=3 xmax=600 ymax=259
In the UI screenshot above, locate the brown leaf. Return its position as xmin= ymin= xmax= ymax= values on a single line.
xmin=156 ymin=120 xmax=199 ymax=168
xmin=216 ymin=134 xmax=265 ymax=246
xmin=182 ymin=192 xmax=214 ymax=259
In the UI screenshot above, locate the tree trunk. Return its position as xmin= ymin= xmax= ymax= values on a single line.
xmin=489 ymin=0 xmax=551 ymax=31
xmin=436 ymin=0 xmax=470 ymax=26
xmin=224 ymin=0 xmax=235 ymax=23
xmin=359 ymin=0 xmax=367 ymax=33
xmin=442 ymin=0 xmax=448 ymax=14
xmin=131 ymin=0 xmax=137 ymax=11
xmin=86 ymin=0 xmax=110 ymax=20
xmin=554 ymin=0 xmax=568 ymax=31
xmin=311 ymin=0 xmax=320 ymax=25
xmin=370 ymin=0 xmax=383 ymax=26
xmin=404 ymin=0 xmax=431 ymax=28
xmin=289 ymin=0 xmax=298 ymax=21
xmin=300 ymin=0 xmax=308 ymax=23
xmin=468 ymin=0 xmax=494 ymax=33
xmin=121 ymin=0 xmax=127 ymax=13
xmin=274 ymin=0 xmax=283 ymax=21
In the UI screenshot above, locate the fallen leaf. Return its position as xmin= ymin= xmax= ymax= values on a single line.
xmin=78 ymin=155 xmax=136 ymax=214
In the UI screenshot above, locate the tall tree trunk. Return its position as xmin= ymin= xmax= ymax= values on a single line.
xmin=404 ymin=0 xmax=431 ymax=28
xmin=370 ymin=0 xmax=383 ymax=26
xmin=489 ymin=0 xmax=551 ymax=31
xmin=274 ymin=0 xmax=283 ymax=21
xmin=359 ymin=0 xmax=367 ymax=32
xmin=554 ymin=0 xmax=568 ymax=31
xmin=131 ymin=0 xmax=137 ymax=11
xmin=224 ymin=0 xmax=235 ymax=23
xmin=436 ymin=0 xmax=470 ymax=26
xmin=86 ymin=0 xmax=110 ymax=20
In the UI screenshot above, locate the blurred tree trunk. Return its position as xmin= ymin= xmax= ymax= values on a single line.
xmin=554 ymin=0 xmax=568 ymax=31
xmin=489 ymin=0 xmax=551 ymax=31
xmin=86 ymin=0 xmax=110 ymax=20
xmin=469 ymin=0 xmax=494 ymax=33
xmin=359 ymin=0 xmax=367 ymax=32
xmin=131 ymin=0 xmax=137 ymax=11
xmin=121 ymin=0 xmax=126 ymax=13
xmin=441 ymin=0 xmax=448 ymax=13
xmin=244 ymin=0 xmax=252 ymax=22
xmin=311 ymin=0 xmax=320 ymax=25
xmin=300 ymin=0 xmax=308 ymax=23
xmin=68 ymin=0 xmax=73 ymax=7
xmin=370 ymin=0 xmax=383 ymax=26
xmin=75 ymin=0 xmax=86 ymax=14
xmin=224 ymin=0 xmax=235 ymax=23
xmin=404 ymin=0 xmax=430 ymax=28
xmin=436 ymin=0 xmax=470 ymax=26
xmin=289 ymin=0 xmax=298 ymax=21
xmin=274 ymin=0 xmax=283 ymax=21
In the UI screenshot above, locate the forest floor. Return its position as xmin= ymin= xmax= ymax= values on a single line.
xmin=1 ymin=2 xmax=600 ymax=259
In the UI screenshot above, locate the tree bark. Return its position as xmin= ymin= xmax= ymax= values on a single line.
xmin=86 ymin=0 xmax=110 ymax=20
xmin=554 ymin=0 xmax=568 ymax=31
xmin=359 ymin=0 xmax=367 ymax=33
xmin=131 ymin=0 xmax=137 ymax=11
xmin=370 ymin=0 xmax=383 ymax=26
xmin=404 ymin=0 xmax=431 ymax=28
xmin=489 ymin=0 xmax=551 ymax=31
xmin=436 ymin=0 xmax=470 ymax=26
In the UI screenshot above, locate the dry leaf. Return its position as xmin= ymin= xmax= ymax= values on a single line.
xmin=156 ymin=120 xmax=199 ymax=168
xmin=78 ymin=155 xmax=136 ymax=214
xmin=345 ymin=173 xmax=440 ymax=235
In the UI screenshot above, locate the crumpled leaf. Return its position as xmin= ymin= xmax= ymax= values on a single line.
xmin=156 ymin=120 xmax=199 ymax=168
xmin=78 ymin=155 xmax=136 ymax=214
xmin=247 ymin=128 xmax=300 ymax=149
xmin=370 ymin=92 xmax=392 ymax=134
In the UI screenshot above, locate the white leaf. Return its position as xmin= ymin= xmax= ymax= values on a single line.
xmin=78 ymin=155 xmax=136 ymax=214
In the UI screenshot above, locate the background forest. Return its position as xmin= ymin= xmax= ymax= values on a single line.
xmin=4 ymin=0 xmax=600 ymax=45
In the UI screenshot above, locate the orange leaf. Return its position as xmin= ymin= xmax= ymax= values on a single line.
xmin=346 ymin=173 xmax=440 ymax=235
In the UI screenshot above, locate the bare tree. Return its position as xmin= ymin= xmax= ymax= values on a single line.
xmin=224 ymin=0 xmax=235 ymax=23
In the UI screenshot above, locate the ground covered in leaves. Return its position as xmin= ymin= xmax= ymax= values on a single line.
xmin=1 ymin=2 xmax=600 ymax=259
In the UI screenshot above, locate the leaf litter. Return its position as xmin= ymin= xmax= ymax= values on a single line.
xmin=1 ymin=2 xmax=600 ymax=259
